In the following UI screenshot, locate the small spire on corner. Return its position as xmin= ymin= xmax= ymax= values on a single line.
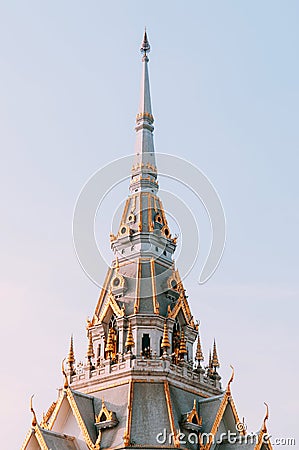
xmin=195 ymin=331 xmax=204 ymax=366
xmin=67 ymin=335 xmax=75 ymax=375
xmin=262 ymin=402 xmax=269 ymax=433
xmin=125 ymin=320 xmax=135 ymax=353
xmin=161 ymin=321 xmax=171 ymax=354
xmin=86 ymin=331 xmax=95 ymax=360
xmin=212 ymin=339 xmax=220 ymax=371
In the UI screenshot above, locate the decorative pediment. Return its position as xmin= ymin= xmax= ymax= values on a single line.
xmin=95 ymin=400 xmax=118 ymax=430
xmin=99 ymin=292 xmax=124 ymax=324
xmin=110 ymin=273 xmax=126 ymax=296
xmin=180 ymin=399 xmax=202 ymax=432
xmin=167 ymin=293 xmax=195 ymax=328
xmin=166 ymin=273 xmax=180 ymax=301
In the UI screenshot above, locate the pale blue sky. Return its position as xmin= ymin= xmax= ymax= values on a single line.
xmin=0 ymin=1 xmax=298 ymax=448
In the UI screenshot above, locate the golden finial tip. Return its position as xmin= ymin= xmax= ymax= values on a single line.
xmin=30 ymin=394 xmax=37 ymax=427
xmin=227 ymin=365 xmax=235 ymax=392
xmin=262 ymin=402 xmax=269 ymax=432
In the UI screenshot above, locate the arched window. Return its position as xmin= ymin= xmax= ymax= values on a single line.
xmin=105 ymin=314 xmax=119 ymax=362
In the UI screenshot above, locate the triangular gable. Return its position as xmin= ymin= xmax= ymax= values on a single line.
xmin=98 ymin=292 xmax=124 ymax=324
xmin=70 ymin=390 xmax=98 ymax=443
xmin=46 ymin=388 xmax=98 ymax=450
xmin=21 ymin=426 xmax=79 ymax=450
xmin=21 ymin=429 xmax=40 ymax=450
xmin=167 ymin=294 xmax=195 ymax=327
xmin=93 ymin=267 xmax=113 ymax=323
xmin=199 ymin=390 xmax=243 ymax=450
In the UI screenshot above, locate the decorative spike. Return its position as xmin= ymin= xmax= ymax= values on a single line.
xmin=178 ymin=330 xmax=187 ymax=357
xmin=195 ymin=332 xmax=204 ymax=364
xmin=212 ymin=339 xmax=220 ymax=369
xmin=105 ymin=328 xmax=115 ymax=355
xmin=207 ymin=349 xmax=213 ymax=376
xmin=125 ymin=321 xmax=135 ymax=352
xmin=227 ymin=365 xmax=235 ymax=393
xmin=262 ymin=402 xmax=269 ymax=433
xmin=30 ymin=395 xmax=37 ymax=427
xmin=86 ymin=331 xmax=95 ymax=359
xmin=67 ymin=335 xmax=75 ymax=373
xmin=161 ymin=321 xmax=170 ymax=353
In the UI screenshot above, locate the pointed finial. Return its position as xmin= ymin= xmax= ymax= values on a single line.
xmin=262 ymin=402 xmax=269 ymax=433
xmin=140 ymin=28 xmax=150 ymax=59
xmin=227 ymin=365 xmax=235 ymax=393
xmin=125 ymin=321 xmax=135 ymax=352
xmin=86 ymin=331 xmax=95 ymax=359
xmin=61 ymin=358 xmax=69 ymax=389
xmin=30 ymin=394 xmax=37 ymax=427
xmin=195 ymin=332 xmax=204 ymax=365
xmin=67 ymin=335 xmax=75 ymax=374
xmin=178 ymin=330 xmax=187 ymax=358
xmin=105 ymin=327 xmax=115 ymax=357
xmin=212 ymin=339 xmax=220 ymax=370
xmin=161 ymin=321 xmax=171 ymax=354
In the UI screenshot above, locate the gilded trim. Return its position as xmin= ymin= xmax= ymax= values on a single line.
xmin=47 ymin=391 xmax=66 ymax=430
xmin=158 ymin=198 xmax=168 ymax=227
xmin=94 ymin=267 xmax=113 ymax=320
xmin=66 ymin=389 xmax=95 ymax=450
xmin=228 ymin=395 xmax=245 ymax=435
xmin=121 ymin=198 xmax=130 ymax=225
xmin=202 ymin=393 xmax=228 ymax=450
xmin=186 ymin=399 xmax=202 ymax=425
xmin=164 ymin=381 xmax=179 ymax=448
xmin=123 ymin=380 xmax=134 ymax=446
xmin=35 ymin=426 xmax=49 ymax=450
xmin=147 ymin=193 xmax=151 ymax=231
xmin=99 ymin=292 xmax=124 ymax=323
xmin=150 ymin=258 xmax=159 ymax=314
xmin=134 ymin=259 xmax=141 ymax=313
xmin=203 ymin=388 xmax=245 ymax=450
xmin=139 ymin=193 xmax=143 ymax=232
xmin=254 ymin=429 xmax=273 ymax=450
xmin=20 ymin=429 xmax=34 ymax=450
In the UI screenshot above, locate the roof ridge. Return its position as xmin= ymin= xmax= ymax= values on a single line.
xmin=70 ymin=388 xmax=95 ymax=400
xmin=197 ymin=393 xmax=225 ymax=404
xmin=39 ymin=427 xmax=75 ymax=440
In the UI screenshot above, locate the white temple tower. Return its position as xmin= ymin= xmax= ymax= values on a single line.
xmin=21 ymin=31 xmax=273 ymax=450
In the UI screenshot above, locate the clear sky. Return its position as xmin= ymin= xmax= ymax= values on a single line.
xmin=0 ymin=1 xmax=298 ymax=448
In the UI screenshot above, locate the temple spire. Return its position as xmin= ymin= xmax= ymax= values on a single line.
xmin=67 ymin=335 xmax=75 ymax=375
xmin=195 ymin=332 xmax=204 ymax=366
xmin=212 ymin=339 xmax=220 ymax=371
xmin=125 ymin=321 xmax=135 ymax=353
xmin=161 ymin=321 xmax=171 ymax=354
xmin=130 ymin=29 xmax=158 ymax=194
xmin=86 ymin=331 xmax=95 ymax=362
